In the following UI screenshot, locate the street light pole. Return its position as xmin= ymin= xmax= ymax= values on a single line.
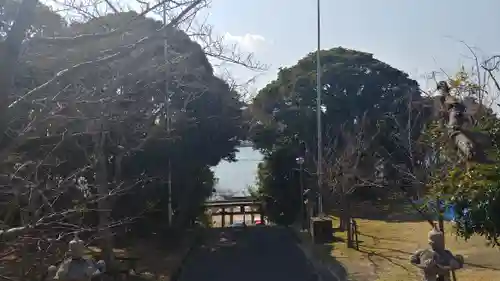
xmin=316 ymin=0 xmax=323 ymax=215
xmin=296 ymin=157 xmax=305 ymax=229
xmin=163 ymin=2 xmax=173 ymax=226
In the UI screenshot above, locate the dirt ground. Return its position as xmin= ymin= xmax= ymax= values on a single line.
xmin=327 ymin=216 xmax=500 ymax=281
xmin=0 ymin=232 xmax=197 ymax=281
xmin=125 ymin=237 xmax=193 ymax=281
xmin=98 ymin=232 xmax=199 ymax=281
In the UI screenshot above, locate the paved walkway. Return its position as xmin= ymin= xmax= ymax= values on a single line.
xmin=177 ymin=226 xmax=326 ymax=281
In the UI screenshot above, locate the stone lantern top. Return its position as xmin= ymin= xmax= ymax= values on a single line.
xmin=68 ymin=237 xmax=85 ymax=258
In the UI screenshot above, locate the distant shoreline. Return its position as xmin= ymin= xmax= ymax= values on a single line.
xmin=239 ymin=140 xmax=253 ymax=148
xmin=213 ymin=146 xmax=262 ymax=194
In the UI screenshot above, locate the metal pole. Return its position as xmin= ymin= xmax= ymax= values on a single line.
xmin=316 ymin=0 xmax=323 ymax=215
xmin=299 ymin=162 xmax=305 ymax=229
xmin=163 ymin=3 xmax=173 ymax=226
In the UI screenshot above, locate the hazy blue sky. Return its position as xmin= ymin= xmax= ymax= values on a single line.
xmin=203 ymin=0 xmax=499 ymax=92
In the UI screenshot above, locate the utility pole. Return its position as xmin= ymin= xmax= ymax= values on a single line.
xmin=163 ymin=2 xmax=173 ymax=226
xmin=316 ymin=0 xmax=323 ymax=215
xmin=296 ymin=156 xmax=305 ymax=229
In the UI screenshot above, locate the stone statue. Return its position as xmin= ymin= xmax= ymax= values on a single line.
xmin=410 ymin=228 xmax=464 ymax=281
xmin=436 ymin=81 xmax=491 ymax=164
xmin=47 ymin=237 xmax=106 ymax=281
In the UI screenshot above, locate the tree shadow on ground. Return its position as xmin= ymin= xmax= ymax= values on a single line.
xmin=357 ymin=246 xmax=413 ymax=274
xmin=465 ymin=262 xmax=500 ymax=271
xmin=327 ymin=207 xmax=500 ymax=280
xmin=358 ymin=233 xmax=413 ymax=245
xmin=292 ymin=228 xmax=348 ymax=281
xmin=309 ymin=239 xmax=349 ymax=281
xmin=338 ymin=230 xmax=413 ymax=278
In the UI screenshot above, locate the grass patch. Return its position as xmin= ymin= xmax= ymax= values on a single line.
xmin=328 ymin=216 xmax=500 ymax=281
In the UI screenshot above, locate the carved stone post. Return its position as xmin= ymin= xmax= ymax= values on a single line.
xmin=240 ymin=205 xmax=245 ymax=224
xmin=259 ymin=205 xmax=265 ymax=224
xmin=221 ymin=207 xmax=225 ymax=227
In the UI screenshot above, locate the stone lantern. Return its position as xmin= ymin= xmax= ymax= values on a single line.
xmin=409 ymin=228 xmax=464 ymax=281
xmin=47 ymin=237 xmax=106 ymax=281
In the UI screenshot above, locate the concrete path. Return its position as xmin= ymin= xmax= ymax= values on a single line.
xmin=177 ymin=226 xmax=331 ymax=281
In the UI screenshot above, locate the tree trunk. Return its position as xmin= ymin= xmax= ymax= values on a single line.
xmin=0 ymin=0 xmax=39 ymax=145
xmin=436 ymin=196 xmax=454 ymax=281
xmin=306 ymin=198 xmax=313 ymax=231
xmin=342 ymin=189 xmax=353 ymax=248
xmin=339 ymin=181 xmax=350 ymax=233
xmin=94 ymin=129 xmax=114 ymax=265
xmin=338 ymin=178 xmax=354 ymax=248
xmin=436 ymin=196 xmax=445 ymax=242
xmin=339 ymin=189 xmax=346 ymax=231
xmin=345 ymin=199 xmax=355 ymax=248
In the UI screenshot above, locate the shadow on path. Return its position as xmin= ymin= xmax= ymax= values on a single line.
xmin=292 ymin=231 xmax=347 ymax=281
xmin=177 ymin=226 xmax=320 ymax=281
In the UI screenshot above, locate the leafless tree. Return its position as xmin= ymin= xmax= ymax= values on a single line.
xmin=314 ymin=112 xmax=377 ymax=248
xmin=0 ymin=0 xmax=265 ymax=279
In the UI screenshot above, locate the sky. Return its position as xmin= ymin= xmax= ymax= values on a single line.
xmin=202 ymin=0 xmax=500 ymax=94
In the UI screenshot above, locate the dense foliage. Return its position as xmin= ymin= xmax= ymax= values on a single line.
xmin=252 ymin=47 xmax=500 ymax=243
xmin=426 ymin=71 xmax=500 ymax=244
xmin=1 ymin=0 xmax=246 ymax=278
xmin=251 ymin=48 xmax=423 ymax=224
xmin=1 ymin=1 xmax=245 ymax=229
xmin=255 ymin=146 xmax=306 ymax=226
